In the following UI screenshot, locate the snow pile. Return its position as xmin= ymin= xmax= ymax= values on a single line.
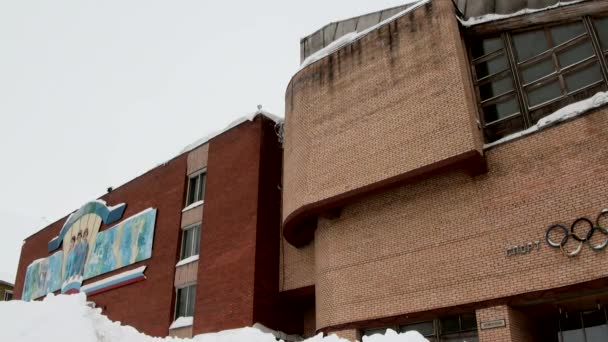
xmin=300 ymin=0 xmax=430 ymax=70
xmin=176 ymin=255 xmax=199 ymax=267
xmin=485 ymin=91 xmax=608 ymax=149
xmin=0 ymin=293 xmax=429 ymax=342
xmin=459 ymin=0 xmax=586 ymax=27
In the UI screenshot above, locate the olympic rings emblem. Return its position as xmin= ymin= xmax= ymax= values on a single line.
xmin=546 ymin=210 xmax=608 ymax=257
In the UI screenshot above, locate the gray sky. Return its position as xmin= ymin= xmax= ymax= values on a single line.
xmin=0 ymin=0 xmax=416 ymax=284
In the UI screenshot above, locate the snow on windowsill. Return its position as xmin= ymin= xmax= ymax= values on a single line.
xmin=458 ymin=0 xmax=586 ymax=27
xmin=176 ymin=255 xmax=199 ymax=267
xmin=182 ymin=200 xmax=204 ymax=212
xmin=299 ymin=0 xmax=430 ymax=70
xmin=484 ymin=91 xmax=608 ymax=149
xmin=169 ymin=316 xmax=193 ymax=330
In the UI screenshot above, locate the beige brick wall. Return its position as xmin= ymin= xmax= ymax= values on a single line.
xmin=283 ymin=0 xmax=482 ymax=223
xmin=476 ymin=305 xmax=535 ymax=342
xmin=329 ymin=329 xmax=360 ymax=342
xmin=313 ymin=107 xmax=608 ymax=329
xmin=280 ymin=236 xmax=315 ymax=291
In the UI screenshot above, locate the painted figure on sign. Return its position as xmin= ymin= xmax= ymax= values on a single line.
xmin=65 ymin=235 xmax=77 ymax=278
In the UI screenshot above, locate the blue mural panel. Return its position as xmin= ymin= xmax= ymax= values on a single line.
xmin=84 ymin=208 xmax=156 ymax=280
xmin=22 ymin=251 xmax=63 ymax=301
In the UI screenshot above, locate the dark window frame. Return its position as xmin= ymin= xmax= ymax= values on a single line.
xmin=185 ymin=170 xmax=206 ymax=206
xmin=174 ymin=284 xmax=196 ymax=319
xmin=362 ymin=313 xmax=478 ymax=342
xmin=469 ymin=15 xmax=608 ymax=143
xmin=180 ymin=224 xmax=201 ymax=260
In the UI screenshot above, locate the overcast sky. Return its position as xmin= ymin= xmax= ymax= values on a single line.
xmin=0 ymin=0 xmax=418 ymax=284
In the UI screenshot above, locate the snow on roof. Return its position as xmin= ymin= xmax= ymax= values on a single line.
xmin=179 ymin=110 xmax=282 ymax=155
xmin=484 ymin=91 xmax=608 ymax=149
xmin=458 ymin=0 xmax=586 ymax=27
xmin=299 ymin=0 xmax=431 ymax=70
xmin=0 ymin=280 xmax=14 ymax=287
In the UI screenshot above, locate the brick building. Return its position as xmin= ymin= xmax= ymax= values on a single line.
xmin=0 ymin=280 xmax=13 ymax=301
xmin=281 ymin=0 xmax=608 ymax=341
xmin=11 ymin=0 xmax=608 ymax=341
xmin=13 ymin=113 xmax=283 ymax=338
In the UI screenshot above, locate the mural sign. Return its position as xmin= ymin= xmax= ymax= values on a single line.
xmin=22 ymin=200 xmax=157 ymax=301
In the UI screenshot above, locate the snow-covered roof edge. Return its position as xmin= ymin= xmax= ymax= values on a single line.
xmin=179 ymin=110 xmax=282 ymax=155
xmin=484 ymin=91 xmax=608 ymax=149
xmin=299 ymin=0 xmax=431 ymax=70
xmin=458 ymin=0 xmax=586 ymax=27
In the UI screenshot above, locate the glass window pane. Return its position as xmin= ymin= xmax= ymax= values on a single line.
xmin=182 ymin=228 xmax=194 ymax=259
xmin=192 ymin=226 xmax=201 ymax=256
xmin=527 ymin=80 xmax=562 ymax=107
xmin=585 ymin=325 xmax=608 ymax=341
xmin=400 ymin=321 xmax=434 ymax=336
xmin=461 ymin=313 xmax=478 ymax=331
xmin=176 ymin=288 xmax=188 ymax=318
xmin=565 ymin=63 xmax=603 ymax=93
xmin=471 ymin=37 xmax=504 ymax=59
xmin=198 ymin=173 xmax=206 ymax=201
xmin=186 ymin=286 xmax=196 ymax=317
xmin=513 ymin=29 xmax=550 ymax=61
xmin=594 ymin=17 xmax=608 ymax=51
xmin=482 ymin=97 xmax=519 ymax=123
xmin=187 ymin=177 xmax=198 ymax=205
xmin=551 ymin=22 xmax=586 ymax=46
xmin=475 ymin=56 xmax=509 ymax=79
xmin=521 ymin=58 xmax=555 ymax=84
xmin=441 ymin=316 xmax=461 ymax=334
xmin=479 ymin=77 xmax=513 ymax=100
xmin=364 ymin=328 xmax=389 ymax=336
xmin=557 ymin=41 xmax=595 ymax=69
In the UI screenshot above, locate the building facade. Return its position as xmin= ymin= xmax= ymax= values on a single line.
xmin=12 ymin=1 xmax=608 ymax=341
xmin=0 ymin=280 xmax=13 ymax=301
xmin=281 ymin=0 xmax=608 ymax=341
xmin=13 ymin=114 xmax=283 ymax=338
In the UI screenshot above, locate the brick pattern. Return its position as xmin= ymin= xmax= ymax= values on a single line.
xmin=194 ymin=117 xmax=282 ymax=333
xmin=187 ymin=143 xmax=209 ymax=175
xmin=282 ymin=0 xmax=481 ymax=224
xmin=280 ymin=236 xmax=315 ymax=291
xmin=330 ymin=329 xmax=360 ymax=341
xmin=313 ymin=106 xmax=608 ymax=329
xmin=14 ymin=154 xmax=189 ymax=337
xmin=476 ymin=306 xmax=511 ymax=342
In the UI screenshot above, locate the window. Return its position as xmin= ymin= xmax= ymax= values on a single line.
xmin=3 ymin=290 xmax=13 ymax=301
xmin=180 ymin=224 xmax=201 ymax=260
xmin=470 ymin=16 xmax=608 ymax=143
xmin=362 ymin=313 xmax=478 ymax=342
xmin=186 ymin=171 xmax=206 ymax=206
xmin=175 ymin=285 xmax=196 ymax=319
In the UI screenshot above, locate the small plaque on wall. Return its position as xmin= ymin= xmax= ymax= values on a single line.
xmin=480 ymin=319 xmax=506 ymax=330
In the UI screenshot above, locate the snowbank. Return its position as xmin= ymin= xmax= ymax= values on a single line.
xmin=459 ymin=0 xmax=586 ymax=27
xmin=0 ymin=293 xmax=429 ymax=342
xmin=484 ymin=91 xmax=608 ymax=149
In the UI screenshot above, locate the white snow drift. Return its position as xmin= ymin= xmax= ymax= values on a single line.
xmin=0 ymin=293 xmax=428 ymax=342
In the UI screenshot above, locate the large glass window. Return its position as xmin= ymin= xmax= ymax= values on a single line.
xmin=362 ymin=313 xmax=478 ymax=342
xmin=175 ymin=285 xmax=196 ymax=319
xmin=559 ymin=307 xmax=608 ymax=342
xmin=470 ymin=16 xmax=608 ymax=143
xmin=186 ymin=172 xmax=206 ymax=206
xmin=180 ymin=224 xmax=201 ymax=260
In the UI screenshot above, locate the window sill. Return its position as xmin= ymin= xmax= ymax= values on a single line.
xmin=484 ymin=91 xmax=608 ymax=150
xmin=176 ymin=255 xmax=199 ymax=267
xmin=169 ymin=316 xmax=193 ymax=330
xmin=182 ymin=200 xmax=204 ymax=212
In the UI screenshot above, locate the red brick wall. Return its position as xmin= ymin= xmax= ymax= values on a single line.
xmin=194 ymin=117 xmax=281 ymax=333
xmin=14 ymin=153 xmax=188 ymax=337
